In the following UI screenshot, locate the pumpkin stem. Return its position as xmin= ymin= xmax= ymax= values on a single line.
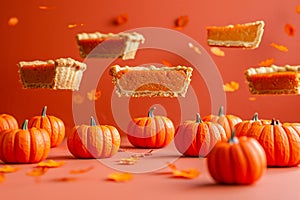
xmin=218 ymin=106 xmax=225 ymax=116
xmin=22 ymin=119 xmax=29 ymax=130
xmin=90 ymin=116 xmax=96 ymax=126
xmin=41 ymin=106 xmax=47 ymax=117
xmin=252 ymin=112 xmax=259 ymax=121
xmin=196 ymin=113 xmax=202 ymax=123
xmin=148 ymin=107 xmax=156 ymax=118
xmin=228 ymin=129 xmax=238 ymax=144
xmin=271 ymin=118 xmax=279 ymax=125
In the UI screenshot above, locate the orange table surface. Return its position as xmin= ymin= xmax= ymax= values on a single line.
xmin=1 ymin=137 xmax=300 ymax=200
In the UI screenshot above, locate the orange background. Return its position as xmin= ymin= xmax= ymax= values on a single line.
xmin=2 ymin=0 xmax=300 ymax=199
xmin=2 ymin=0 xmax=300 ymax=131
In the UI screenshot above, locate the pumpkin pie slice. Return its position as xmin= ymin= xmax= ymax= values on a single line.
xmin=245 ymin=65 xmax=300 ymax=94
xmin=18 ymin=57 xmax=87 ymax=91
xmin=206 ymin=20 xmax=265 ymax=49
xmin=76 ymin=32 xmax=145 ymax=60
xmin=109 ymin=65 xmax=193 ymax=97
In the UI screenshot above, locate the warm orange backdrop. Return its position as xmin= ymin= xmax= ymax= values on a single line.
xmin=1 ymin=0 xmax=300 ymax=134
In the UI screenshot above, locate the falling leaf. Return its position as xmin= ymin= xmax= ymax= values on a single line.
xmin=210 ymin=47 xmax=225 ymax=56
xmin=114 ymin=14 xmax=128 ymax=25
xmin=0 ymin=173 xmax=5 ymax=183
xmin=107 ymin=172 xmax=133 ymax=182
xmin=162 ymin=60 xmax=173 ymax=67
xmin=249 ymin=97 xmax=256 ymax=101
xmin=188 ymin=42 xmax=202 ymax=54
xmin=67 ymin=23 xmax=84 ymax=29
xmin=26 ymin=167 xmax=49 ymax=177
xmin=0 ymin=165 xmax=19 ymax=173
xmin=296 ymin=5 xmax=300 ymax=14
xmin=70 ymin=166 xmax=94 ymax=174
xmin=167 ymin=163 xmax=200 ymax=179
xmin=118 ymin=157 xmax=138 ymax=165
xmin=8 ymin=17 xmax=18 ymax=26
xmin=285 ymin=24 xmax=295 ymax=36
xmin=175 ymin=15 xmax=189 ymax=29
xmin=259 ymin=58 xmax=274 ymax=66
xmin=53 ymin=177 xmax=78 ymax=182
xmin=39 ymin=5 xmax=55 ymax=10
xmin=270 ymin=42 xmax=288 ymax=52
xmin=223 ymin=81 xmax=239 ymax=92
xmin=37 ymin=160 xmax=65 ymax=168
xmin=87 ymin=89 xmax=101 ymax=101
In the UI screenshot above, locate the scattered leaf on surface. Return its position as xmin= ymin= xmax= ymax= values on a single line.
xmin=67 ymin=23 xmax=84 ymax=29
xmin=0 ymin=173 xmax=5 ymax=183
xmin=39 ymin=5 xmax=55 ymax=10
xmin=296 ymin=5 xmax=300 ymax=14
xmin=107 ymin=172 xmax=133 ymax=182
xmin=248 ymin=97 xmax=257 ymax=101
xmin=70 ymin=166 xmax=94 ymax=174
xmin=188 ymin=42 xmax=202 ymax=54
xmin=167 ymin=163 xmax=200 ymax=179
xmin=26 ymin=167 xmax=48 ymax=177
xmin=37 ymin=160 xmax=65 ymax=168
xmin=118 ymin=157 xmax=138 ymax=165
xmin=53 ymin=177 xmax=78 ymax=182
xmin=223 ymin=81 xmax=239 ymax=92
xmin=210 ymin=47 xmax=225 ymax=56
xmin=270 ymin=42 xmax=288 ymax=52
xmin=0 ymin=165 xmax=19 ymax=173
xmin=114 ymin=14 xmax=128 ymax=25
xmin=285 ymin=24 xmax=295 ymax=36
xmin=131 ymin=149 xmax=153 ymax=158
xmin=259 ymin=58 xmax=274 ymax=66
xmin=175 ymin=15 xmax=189 ymax=29
xmin=87 ymin=89 xmax=101 ymax=101
xmin=8 ymin=17 xmax=18 ymax=26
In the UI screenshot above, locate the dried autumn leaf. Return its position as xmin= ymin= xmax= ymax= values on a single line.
xmin=53 ymin=177 xmax=78 ymax=182
xmin=175 ymin=15 xmax=189 ymax=29
xmin=210 ymin=47 xmax=225 ymax=57
xmin=259 ymin=58 xmax=274 ymax=66
xmin=87 ymin=89 xmax=101 ymax=101
xmin=118 ymin=157 xmax=138 ymax=165
xmin=67 ymin=23 xmax=84 ymax=29
xmin=188 ymin=42 xmax=202 ymax=54
xmin=26 ymin=167 xmax=48 ymax=177
xmin=167 ymin=163 xmax=200 ymax=179
xmin=0 ymin=165 xmax=19 ymax=173
xmin=39 ymin=5 xmax=55 ymax=10
xmin=107 ymin=172 xmax=133 ymax=182
xmin=285 ymin=24 xmax=295 ymax=36
xmin=296 ymin=5 xmax=300 ymax=14
xmin=0 ymin=173 xmax=4 ymax=183
xmin=8 ymin=17 xmax=18 ymax=26
xmin=249 ymin=97 xmax=256 ymax=101
xmin=37 ymin=160 xmax=65 ymax=168
xmin=270 ymin=42 xmax=288 ymax=52
xmin=114 ymin=14 xmax=128 ymax=25
xmin=223 ymin=81 xmax=239 ymax=92
xmin=70 ymin=166 xmax=94 ymax=174
xmin=162 ymin=60 xmax=172 ymax=67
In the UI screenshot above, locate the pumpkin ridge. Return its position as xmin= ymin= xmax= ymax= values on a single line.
xmin=3 ymin=130 xmax=16 ymax=163
xmin=273 ymin=125 xmax=289 ymax=166
xmin=239 ymin=140 xmax=257 ymax=184
xmin=281 ymin=125 xmax=299 ymax=166
xmin=154 ymin=117 xmax=161 ymax=147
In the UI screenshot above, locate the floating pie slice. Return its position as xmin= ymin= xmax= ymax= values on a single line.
xmin=245 ymin=65 xmax=300 ymax=95
xmin=206 ymin=20 xmax=265 ymax=49
xmin=76 ymin=32 xmax=145 ymax=60
xmin=109 ymin=65 xmax=193 ymax=97
xmin=18 ymin=57 xmax=87 ymax=91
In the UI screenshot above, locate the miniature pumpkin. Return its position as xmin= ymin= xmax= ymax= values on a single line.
xmin=244 ymin=119 xmax=300 ymax=167
xmin=28 ymin=106 xmax=65 ymax=147
xmin=127 ymin=107 xmax=175 ymax=148
xmin=174 ymin=113 xmax=227 ymax=157
xmin=202 ymin=106 xmax=242 ymax=139
xmin=207 ymin=131 xmax=267 ymax=185
xmin=0 ymin=114 xmax=18 ymax=132
xmin=0 ymin=120 xmax=51 ymax=163
xmin=67 ymin=116 xmax=121 ymax=159
xmin=235 ymin=113 xmax=270 ymax=137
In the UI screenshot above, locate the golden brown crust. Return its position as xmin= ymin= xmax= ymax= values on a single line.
xmin=109 ymin=65 xmax=193 ymax=97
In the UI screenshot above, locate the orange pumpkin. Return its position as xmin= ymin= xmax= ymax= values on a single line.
xmin=67 ymin=117 xmax=121 ymax=159
xmin=0 ymin=120 xmax=51 ymax=163
xmin=28 ymin=106 xmax=65 ymax=147
xmin=174 ymin=113 xmax=227 ymax=157
xmin=127 ymin=107 xmax=175 ymax=148
xmin=235 ymin=113 xmax=270 ymax=137
xmin=244 ymin=119 xmax=300 ymax=167
xmin=202 ymin=106 xmax=242 ymax=139
xmin=207 ymin=131 xmax=267 ymax=185
xmin=0 ymin=114 xmax=18 ymax=132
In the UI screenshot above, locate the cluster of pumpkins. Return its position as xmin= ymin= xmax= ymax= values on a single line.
xmin=1 ymin=106 xmax=300 ymax=185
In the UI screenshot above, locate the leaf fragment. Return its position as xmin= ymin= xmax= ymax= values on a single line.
xmin=8 ymin=17 xmax=18 ymax=26
xmin=107 ymin=172 xmax=133 ymax=182
xmin=167 ymin=163 xmax=200 ymax=179
xmin=70 ymin=166 xmax=94 ymax=174
xmin=223 ymin=81 xmax=239 ymax=92
xmin=210 ymin=47 xmax=225 ymax=56
xmin=270 ymin=42 xmax=288 ymax=52
xmin=37 ymin=160 xmax=65 ymax=168
xmin=0 ymin=165 xmax=19 ymax=173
